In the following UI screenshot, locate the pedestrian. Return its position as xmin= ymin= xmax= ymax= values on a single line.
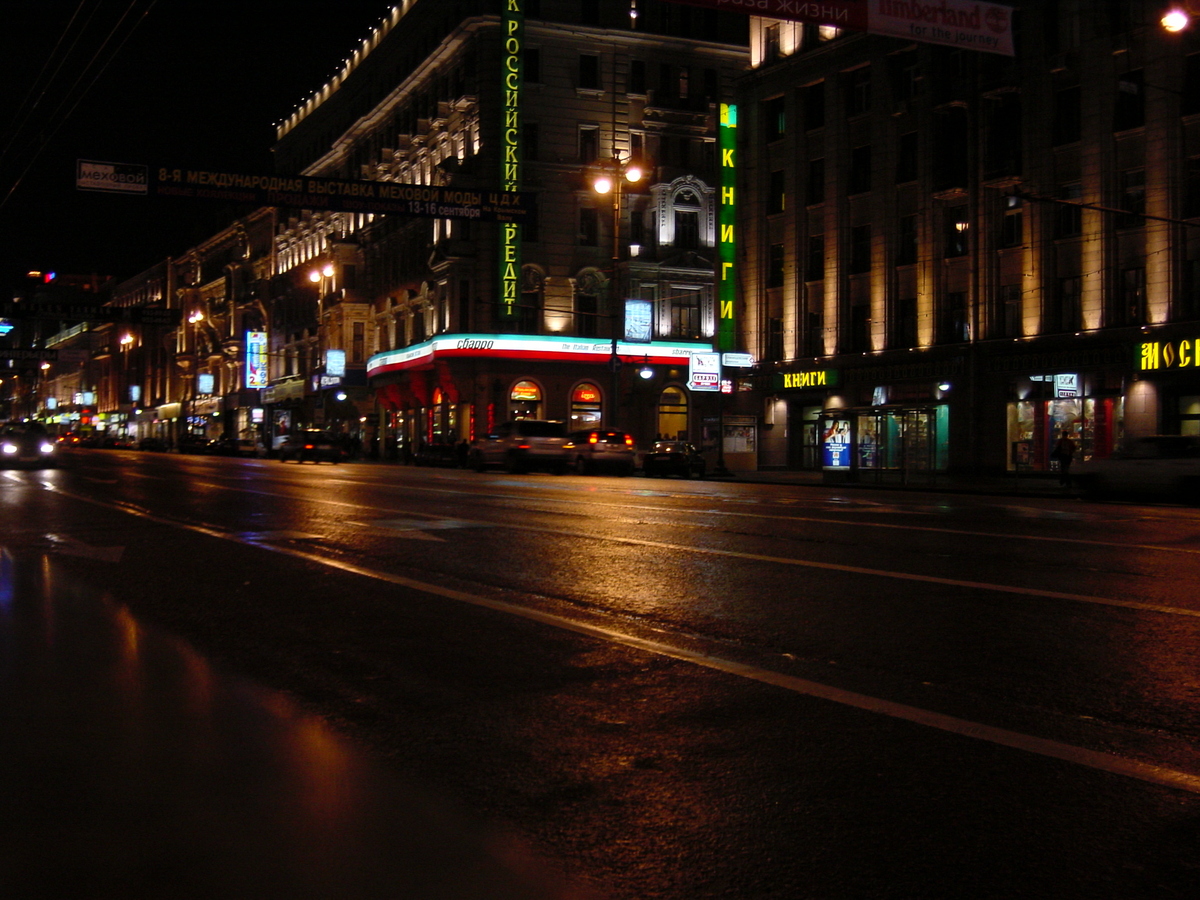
xmin=1051 ymin=432 xmax=1077 ymax=486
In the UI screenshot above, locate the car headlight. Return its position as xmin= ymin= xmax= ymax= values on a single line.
xmin=40 ymin=442 xmax=55 ymax=455
xmin=2 ymin=442 xmax=17 ymax=455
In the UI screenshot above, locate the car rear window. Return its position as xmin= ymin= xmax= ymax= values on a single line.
xmin=519 ymin=421 xmax=566 ymax=437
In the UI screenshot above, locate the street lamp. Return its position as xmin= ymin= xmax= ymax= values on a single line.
xmin=1162 ymin=5 xmax=1193 ymax=31
xmin=592 ymin=155 xmax=644 ymax=429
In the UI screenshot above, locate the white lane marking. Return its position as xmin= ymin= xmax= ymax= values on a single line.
xmin=36 ymin=484 xmax=1200 ymax=795
xmin=59 ymin=479 xmax=1200 ymax=621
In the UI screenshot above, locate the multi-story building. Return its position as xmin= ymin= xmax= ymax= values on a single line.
xmin=735 ymin=1 xmax=1200 ymax=479
xmin=270 ymin=0 xmax=750 ymax=458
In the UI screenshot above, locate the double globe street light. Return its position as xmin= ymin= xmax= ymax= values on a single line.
xmin=591 ymin=155 xmax=644 ymax=430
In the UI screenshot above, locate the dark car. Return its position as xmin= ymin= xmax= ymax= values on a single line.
xmin=566 ymin=429 xmax=636 ymax=475
xmin=1075 ymin=435 xmax=1200 ymax=502
xmin=212 ymin=437 xmax=266 ymax=458
xmin=413 ymin=441 xmax=464 ymax=467
xmin=1 ymin=422 xmax=58 ymax=468
xmin=642 ymin=440 xmax=706 ymax=479
xmin=177 ymin=434 xmax=215 ymax=454
xmin=278 ymin=430 xmax=342 ymax=463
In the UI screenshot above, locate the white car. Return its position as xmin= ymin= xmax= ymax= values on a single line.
xmin=1074 ymin=435 xmax=1200 ymax=502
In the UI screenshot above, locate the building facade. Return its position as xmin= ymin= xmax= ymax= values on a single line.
xmin=270 ymin=0 xmax=751 ymax=459
xmin=735 ymin=1 xmax=1200 ymax=480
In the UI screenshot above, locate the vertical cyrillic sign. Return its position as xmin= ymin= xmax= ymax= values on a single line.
xmin=718 ymin=103 xmax=737 ymax=352
xmin=498 ymin=0 xmax=524 ymax=320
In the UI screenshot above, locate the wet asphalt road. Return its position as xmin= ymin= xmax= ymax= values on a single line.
xmin=3 ymin=449 xmax=1200 ymax=899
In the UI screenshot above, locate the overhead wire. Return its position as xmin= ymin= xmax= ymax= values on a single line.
xmin=0 ymin=1 xmax=158 ymax=214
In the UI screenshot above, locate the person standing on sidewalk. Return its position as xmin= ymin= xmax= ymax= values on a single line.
xmin=1052 ymin=432 xmax=1077 ymax=486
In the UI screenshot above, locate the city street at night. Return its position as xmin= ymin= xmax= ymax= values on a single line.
xmin=3 ymin=450 xmax=1199 ymax=899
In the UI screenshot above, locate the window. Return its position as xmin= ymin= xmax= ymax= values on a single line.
xmin=803 ymin=82 xmax=825 ymax=130
xmin=1114 ymin=70 xmax=1144 ymax=132
xmin=940 ymin=291 xmax=969 ymax=343
xmin=525 ymin=48 xmax=541 ymax=83
xmin=764 ymin=22 xmax=782 ymax=63
xmin=581 ymin=0 xmax=599 ymax=25
xmin=768 ymin=170 xmax=786 ymax=215
xmin=579 ymin=125 xmax=599 ymax=163
xmin=1118 ymin=169 xmax=1145 ymax=228
xmin=849 ymin=145 xmax=872 ymax=194
xmin=850 ymin=224 xmax=871 ymax=274
xmin=764 ymin=96 xmax=786 ymax=141
xmin=768 ymin=316 xmax=784 ymax=361
xmin=1056 ymin=183 xmax=1082 ymax=237
xmin=768 ymin=243 xmax=785 ymax=288
xmin=579 ymin=207 xmax=598 ymax=246
xmin=576 ymin=287 xmax=599 ymax=337
xmin=352 ymin=322 xmax=365 ymax=363
xmin=806 ymin=234 xmax=824 ymax=281
xmin=1185 ymin=54 xmax=1200 ymax=117
xmin=519 ymin=267 xmax=544 ymax=335
xmin=897 ymin=214 xmax=918 ymax=266
xmin=1053 ymin=86 xmax=1081 ymax=145
xmin=896 ymin=132 xmax=918 ymax=183
xmin=1000 ymin=195 xmax=1023 ymax=248
xmin=1121 ymin=267 xmax=1145 ymax=326
xmin=669 ymin=288 xmax=701 ymax=339
xmin=629 ymin=59 xmax=646 ymax=95
xmin=579 ymin=54 xmax=600 ymax=91
xmin=675 ymin=210 xmax=700 ymax=250
xmin=944 ymin=207 xmax=969 ymax=258
xmin=895 ymin=296 xmax=918 ymax=347
xmin=807 ymin=158 xmax=825 ymax=205
xmin=1053 ymin=276 xmax=1081 ymax=332
xmin=850 ymin=301 xmax=870 ymax=352
xmin=846 ymin=66 xmax=871 ymax=117
xmin=999 ymin=283 xmax=1022 ymax=337
xmin=523 ymin=123 xmax=539 ymax=161
xmin=803 ymin=286 xmax=824 ymax=356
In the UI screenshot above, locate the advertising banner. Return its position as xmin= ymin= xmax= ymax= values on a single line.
xmin=688 ymin=352 xmax=721 ymax=392
xmin=245 ymin=331 xmax=268 ymax=389
xmin=822 ymin=418 xmax=852 ymax=469
xmin=663 ymin=0 xmax=1015 ymax=56
xmin=624 ymin=299 xmax=653 ymax=343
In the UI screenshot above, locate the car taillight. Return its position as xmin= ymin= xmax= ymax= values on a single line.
xmin=304 ymin=443 xmax=314 ymax=450
xmin=624 ymin=435 xmax=633 ymax=447
xmin=516 ymin=442 xmax=531 ymax=450
xmin=589 ymin=434 xmax=599 ymax=444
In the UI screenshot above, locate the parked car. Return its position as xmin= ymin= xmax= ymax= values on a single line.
xmin=278 ymin=430 xmax=342 ymax=463
xmin=177 ymin=434 xmax=215 ymax=454
xmin=413 ymin=441 xmax=464 ymax=467
xmin=1 ymin=422 xmax=58 ymax=468
xmin=642 ymin=440 xmax=707 ymax=479
xmin=566 ymin=429 xmax=636 ymax=475
xmin=1074 ymin=435 xmax=1200 ymax=502
xmin=470 ymin=420 xmax=570 ymax=473
xmin=212 ymin=437 xmax=266 ymax=458
xmin=137 ymin=437 xmax=169 ymax=452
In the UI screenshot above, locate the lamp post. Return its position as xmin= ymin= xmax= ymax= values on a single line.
xmin=592 ymin=156 xmax=643 ymax=430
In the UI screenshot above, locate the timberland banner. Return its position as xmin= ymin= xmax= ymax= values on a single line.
xmin=663 ymin=0 xmax=1014 ymax=56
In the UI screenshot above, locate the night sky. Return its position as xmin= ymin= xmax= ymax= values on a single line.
xmin=0 ymin=0 xmax=397 ymax=291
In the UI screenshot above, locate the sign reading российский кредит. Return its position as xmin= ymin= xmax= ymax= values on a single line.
xmin=75 ymin=160 xmax=535 ymax=224
xmin=662 ymin=0 xmax=1014 ymax=56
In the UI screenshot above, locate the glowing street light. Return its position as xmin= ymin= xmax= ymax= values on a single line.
xmin=1162 ymin=6 xmax=1192 ymax=31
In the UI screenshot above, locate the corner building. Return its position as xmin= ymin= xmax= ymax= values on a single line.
xmin=735 ymin=2 xmax=1200 ymax=480
xmin=270 ymin=0 xmax=749 ymax=457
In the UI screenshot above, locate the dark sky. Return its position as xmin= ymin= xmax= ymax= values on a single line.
xmin=0 ymin=0 xmax=397 ymax=290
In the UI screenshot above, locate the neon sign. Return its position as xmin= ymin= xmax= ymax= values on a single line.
xmin=718 ymin=103 xmax=737 ymax=351
xmin=1139 ymin=339 xmax=1200 ymax=370
xmin=498 ymin=0 xmax=523 ymax=320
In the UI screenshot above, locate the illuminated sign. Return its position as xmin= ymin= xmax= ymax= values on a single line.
xmin=688 ymin=352 xmax=721 ymax=392
xmin=498 ymin=0 xmax=524 ymax=320
xmin=511 ymin=380 xmax=540 ymax=401
xmin=326 ymin=348 xmax=346 ymax=378
xmin=823 ymin=419 xmax=852 ymax=470
xmin=367 ymin=333 xmax=713 ymax=377
xmin=246 ymin=331 xmax=268 ymax=388
xmin=722 ymin=352 xmax=754 ymax=368
xmin=1054 ymin=373 xmax=1079 ymax=398
xmin=718 ymin=103 xmax=737 ymax=351
xmin=775 ymin=368 xmax=838 ymax=390
xmin=1138 ymin=339 xmax=1200 ymax=371
xmin=625 ymin=299 xmax=653 ymax=343
xmin=662 ymin=0 xmax=1015 ymax=56
xmin=76 ymin=159 xmax=148 ymax=194
xmin=0 ymin=320 xmax=12 ymax=335
xmin=573 ymin=383 xmax=601 ymax=403
xmin=198 ymin=373 xmax=214 ymax=395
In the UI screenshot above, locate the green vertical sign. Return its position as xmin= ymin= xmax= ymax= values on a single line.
xmin=498 ymin=0 xmax=524 ymax=321
xmin=718 ymin=103 xmax=737 ymax=351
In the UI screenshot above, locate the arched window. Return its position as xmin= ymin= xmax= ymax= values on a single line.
xmin=573 ymin=268 xmax=606 ymax=338
xmin=519 ymin=265 xmax=545 ymax=334
xmin=570 ymin=382 xmax=603 ymax=430
xmin=509 ymin=380 xmax=543 ymax=420
xmin=657 ymin=386 xmax=689 ymax=441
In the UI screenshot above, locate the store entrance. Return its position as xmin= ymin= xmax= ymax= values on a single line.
xmin=831 ymin=405 xmax=948 ymax=484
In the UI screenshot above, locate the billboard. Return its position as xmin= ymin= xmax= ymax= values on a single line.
xmin=664 ymin=0 xmax=1014 ymax=56
xmin=246 ymin=331 xmax=268 ymax=389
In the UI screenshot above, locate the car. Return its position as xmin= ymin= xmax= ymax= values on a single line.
xmin=1 ymin=422 xmax=58 ymax=468
xmin=1074 ymin=435 xmax=1200 ymax=502
xmin=413 ymin=441 xmax=465 ymax=467
xmin=566 ymin=429 xmax=636 ymax=475
xmin=278 ymin=430 xmax=342 ymax=463
xmin=137 ymin=437 xmax=169 ymax=452
xmin=177 ymin=434 xmax=215 ymax=454
xmin=212 ymin=437 xmax=266 ymax=458
xmin=470 ymin=420 xmax=570 ymax=474
xmin=641 ymin=440 xmax=707 ymax=479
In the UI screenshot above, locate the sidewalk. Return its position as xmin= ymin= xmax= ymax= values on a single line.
xmin=707 ymin=466 xmax=1080 ymax=499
